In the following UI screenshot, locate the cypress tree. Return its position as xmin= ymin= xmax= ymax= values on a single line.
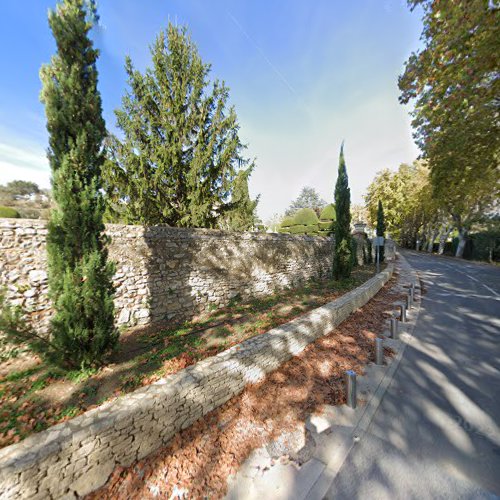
xmin=376 ymin=200 xmax=386 ymax=263
xmin=222 ymin=167 xmax=259 ymax=231
xmin=104 ymin=23 xmax=256 ymax=228
xmin=333 ymin=143 xmax=352 ymax=279
xmin=40 ymin=0 xmax=117 ymax=368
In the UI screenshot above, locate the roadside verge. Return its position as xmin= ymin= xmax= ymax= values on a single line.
xmin=0 ymin=265 xmax=393 ymax=499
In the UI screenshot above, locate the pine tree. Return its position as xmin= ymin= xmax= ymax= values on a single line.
xmin=333 ymin=143 xmax=352 ymax=279
xmin=376 ymin=200 xmax=386 ymax=263
xmin=40 ymin=0 xmax=117 ymax=368
xmin=104 ymin=24 xmax=256 ymax=228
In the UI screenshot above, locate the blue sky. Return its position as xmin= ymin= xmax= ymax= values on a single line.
xmin=0 ymin=0 xmax=422 ymax=221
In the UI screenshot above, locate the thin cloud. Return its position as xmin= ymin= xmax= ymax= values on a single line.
xmin=226 ymin=10 xmax=313 ymax=116
xmin=0 ymin=141 xmax=50 ymax=188
xmin=0 ymin=142 xmax=48 ymax=172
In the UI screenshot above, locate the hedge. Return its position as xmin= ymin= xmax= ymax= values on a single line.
xmin=293 ymin=208 xmax=319 ymax=226
xmin=319 ymin=203 xmax=336 ymax=221
xmin=280 ymin=216 xmax=295 ymax=228
xmin=0 ymin=206 xmax=21 ymax=218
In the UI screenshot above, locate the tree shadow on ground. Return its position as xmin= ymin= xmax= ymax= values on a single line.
xmin=86 ymin=271 xmax=403 ymax=499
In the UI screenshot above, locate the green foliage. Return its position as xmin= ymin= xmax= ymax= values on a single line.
xmin=376 ymin=200 xmax=386 ymax=262
xmin=221 ymin=167 xmax=259 ymax=231
xmin=285 ymin=187 xmax=326 ymax=217
xmin=399 ymin=0 xmax=500 ymax=256
xmin=0 ymin=206 xmax=20 ymax=218
xmin=364 ymin=237 xmax=373 ymax=265
xmin=3 ymin=181 xmax=40 ymax=196
xmin=280 ymin=216 xmax=295 ymax=228
xmin=333 ymin=144 xmax=352 ymax=279
xmin=365 ymin=161 xmax=434 ymax=248
xmin=40 ymin=0 xmax=117 ymax=369
xmin=318 ymin=221 xmax=334 ymax=230
xmin=318 ymin=203 xmax=336 ymax=236
xmin=305 ymin=224 xmax=319 ymax=235
xmin=350 ymin=237 xmax=358 ymax=268
xmin=335 ymin=238 xmax=353 ymax=279
xmin=293 ymin=208 xmax=319 ymax=226
xmin=289 ymin=225 xmax=307 ymax=234
xmin=320 ymin=204 xmax=336 ymax=221
xmin=278 ymin=208 xmax=320 ymax=235
xmin=104 ymin=23 xmax=256 ymax=228
xmin=0 ymin=289 xmax=54 ymax=362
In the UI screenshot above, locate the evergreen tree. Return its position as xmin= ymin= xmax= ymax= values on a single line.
xmin=221 ymin=167 xmax=259 ymax=231
xmin=104 ymin=24 xmax=256 ymax=228
xmin=333 ymin=143 xmax=352 ymax=279
xmin=285 ymin=187 xmax=326 ymax=217
xmin=40 ymin=0 xmax=117 ymax=368
xmin=376 ymin=199 xmax=386 ymax=263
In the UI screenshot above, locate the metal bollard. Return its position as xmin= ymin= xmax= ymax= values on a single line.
xmin=390 ymin=317 xmax=399 ymax=339
xmin=406 ymin=291 xmax=412 ymax=310
xmin=399 ymin=303 xmax=407 ymax=322
xmin=345 ymin=370 xmax=357 ymax=409
xmin=375 ymin=338 xmax=384 ymax=365
xmin=409 ymin=287 xmax=415 ymax=304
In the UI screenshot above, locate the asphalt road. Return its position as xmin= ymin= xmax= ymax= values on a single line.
xmin=325 ymin=251 xmax=500 ymax=499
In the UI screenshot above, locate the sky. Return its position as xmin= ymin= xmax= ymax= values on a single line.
xmin=0 ymin=0 xmax=423 ymax=222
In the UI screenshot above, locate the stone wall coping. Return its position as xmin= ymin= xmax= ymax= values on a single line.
xmin=0 ymin=218 xmax=332 ymax=241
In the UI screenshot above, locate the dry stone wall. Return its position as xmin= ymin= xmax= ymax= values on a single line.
xmin=0 ymin=219 xmax=333 ymax=332
xmin=0 ymin=264 xmax=393 ymax=499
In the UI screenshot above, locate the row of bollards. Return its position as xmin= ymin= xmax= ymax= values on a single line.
xmin=344 ymin=282 xmax=417 ymax=409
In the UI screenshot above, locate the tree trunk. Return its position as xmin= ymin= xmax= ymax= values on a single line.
xmin=427 ymin=227 xmax=439 ymax=253
xmin=437 ymin=225 xmax=452 ymax=255
xmin=455 ymin=227 xmax=468 ymax=258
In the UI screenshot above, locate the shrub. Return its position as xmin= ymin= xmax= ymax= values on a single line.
xmin=293 ymin=208 xmax=319 ymax=226
xmin=318 ymin=221 xmax=333 ymax=230
xmin=318 ymin=203 xmax=335 ymax=236
xmin=280 ymin=216 xmax=295 ymax=228
xmin=290 ymin=225 xmax=307 ymax=234
xmin=305 ymin=224 xmax=319 ymax=235
xmin=0 ymin=206 xmax=20 ymax=218
xmin=320 ymin=203 xmax=336 ymax=221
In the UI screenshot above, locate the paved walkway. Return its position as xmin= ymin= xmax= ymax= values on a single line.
xmin=226 ymin=252 xmax=500 ymax=499
xmin=323 ymin=251 xmax=500 ymax=499
xmin=226 ymin=256 xmax=421 ymax=499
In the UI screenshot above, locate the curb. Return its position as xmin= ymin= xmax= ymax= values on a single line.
xmin=305 ymin=253 xmax=422 ymax=499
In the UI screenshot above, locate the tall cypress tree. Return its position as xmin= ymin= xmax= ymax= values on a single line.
xmin=333 ymin=143 xmax=352 ymax=279
xmin=40 ymin=0 xmax=117 ymax=368
xmin=104 ymin=24 xmax=256 ymax=228
xmin=376 ymin=200 xmax=387 ymax=263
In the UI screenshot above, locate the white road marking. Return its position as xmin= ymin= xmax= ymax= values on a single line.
xmin=465 ymin=274 xmax=500 ymax=297
xmin=409 ymin=253 xmax=500 ymax=297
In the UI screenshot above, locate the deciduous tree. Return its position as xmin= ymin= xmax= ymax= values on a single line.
xmin=399 ymin=0 xmax=500 ymax=257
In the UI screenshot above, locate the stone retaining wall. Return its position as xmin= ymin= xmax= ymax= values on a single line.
xmin=0 ymin=219 xmax=333 ymax=332
xmin=0 ymin=264 xmax=393 ymax=499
